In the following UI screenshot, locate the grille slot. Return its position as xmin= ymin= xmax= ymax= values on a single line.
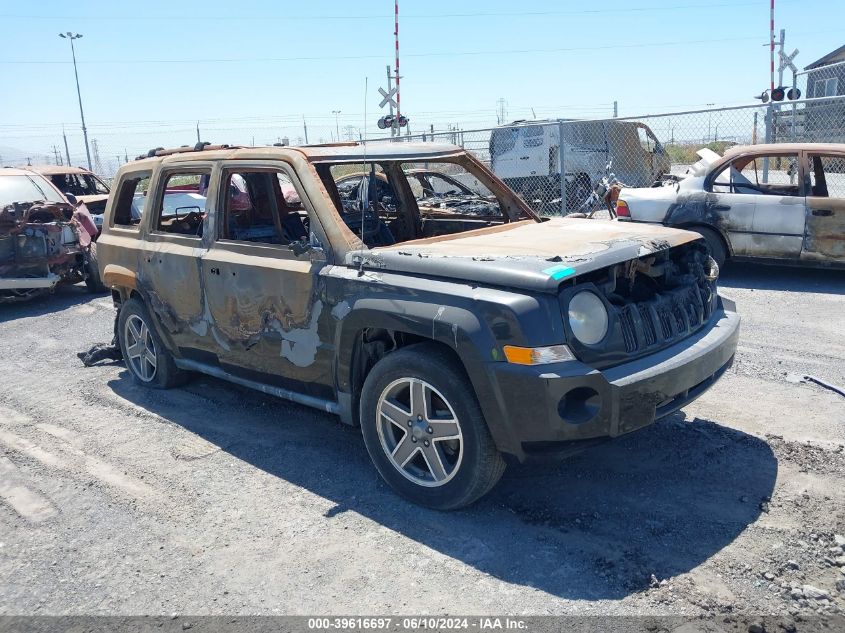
xmin=619 ymin=306 xmax=638 ymax=353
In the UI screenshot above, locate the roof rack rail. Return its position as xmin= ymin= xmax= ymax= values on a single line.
xmin=134 ymin=142 xmax=239 ymax=161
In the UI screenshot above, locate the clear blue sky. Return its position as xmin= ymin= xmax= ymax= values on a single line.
xmin=0 ymin=0 xmax=842 ymax=167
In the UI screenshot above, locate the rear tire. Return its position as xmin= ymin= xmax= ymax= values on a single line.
xmin=84 ymin=242 xmax=107 ymax=293
xmin=117 ymin=297 xmax=186 ymax=389
xmin=694 ymin=226 xmax=727 ymax=269
xmin=360 ymin=343 xmax=506 ymax=510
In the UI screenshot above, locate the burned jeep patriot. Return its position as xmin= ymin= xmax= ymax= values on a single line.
xmin=97 ymin=141 xmax=739 ymax=509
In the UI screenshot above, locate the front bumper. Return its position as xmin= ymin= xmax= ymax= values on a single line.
xmin=0 ymin=274 xmax=61 ymax=291
xmin=481 ymin=297 xmax=739 ymax=459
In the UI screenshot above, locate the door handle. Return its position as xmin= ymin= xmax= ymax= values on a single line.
xmin=812 ymin=208 xmax=833 ymax=217
xmin=712 ymin=204 xmax=731 ymax=211
xmin=209 ymin=267 xmax=221 ymax=275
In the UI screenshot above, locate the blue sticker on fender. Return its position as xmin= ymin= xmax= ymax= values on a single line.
xmin=542 ymin=264 xmax=576 ymax=280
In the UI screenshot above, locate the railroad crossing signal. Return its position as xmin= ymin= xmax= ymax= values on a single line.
xmin=377 ymin=114 xmax=408 ymax=129
xmin=779 ymin=48 xmax=799 ymax=75
xmin=378 ymin=86 xmax=398 ymax=110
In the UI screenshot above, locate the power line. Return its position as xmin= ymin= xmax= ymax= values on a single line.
xmin=0 ymin=0 xmax=802 ymax=22
xmin=4 ymin=32 xmax=833 ymax=66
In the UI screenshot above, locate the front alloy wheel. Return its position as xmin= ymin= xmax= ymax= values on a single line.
xmin=360 ymin=343 xmax=506 ymax=510
xmin=377 ymin=378 xmax=464 ymax=487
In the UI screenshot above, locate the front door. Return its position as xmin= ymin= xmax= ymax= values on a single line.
xmin=802 ymin=151 xmax=845 ymax=262
xmin=201 ymin=162 xmax=334 ymax=399
xmin=142 ymin=166 xmax=212 ymax=353
xmin=708 ymin=152 xmax=805 ymax=258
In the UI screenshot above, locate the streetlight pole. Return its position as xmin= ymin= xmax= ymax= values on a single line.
xmin=59 ymin=32 xmax=92 ymax=171
xmin=332 ymin=110 xmax=341 ymax=142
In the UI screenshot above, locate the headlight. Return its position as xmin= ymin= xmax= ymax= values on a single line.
xmin=568 ymin=291 xmax=608 ymax=345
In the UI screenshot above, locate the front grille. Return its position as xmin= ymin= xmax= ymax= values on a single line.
xmin=613 ymin=283 xmax=713 ymax=355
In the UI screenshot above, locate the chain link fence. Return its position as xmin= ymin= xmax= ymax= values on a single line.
xmin=3 ymin=95 xmax=844 ymax=210
xmin=367 ymin=95 xmax=845 ymax=216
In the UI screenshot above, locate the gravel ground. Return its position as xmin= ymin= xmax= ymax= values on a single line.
xmin=0 ymin=262 xmax=843 ymax=617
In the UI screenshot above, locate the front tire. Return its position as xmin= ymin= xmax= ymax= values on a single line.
xmin=360 ymin=343 xmax=506 ymax=510
xmin=117 ymin=297 xmax=185 ymax=389
xmin=694 ymin=226 xmax=727 ymax=269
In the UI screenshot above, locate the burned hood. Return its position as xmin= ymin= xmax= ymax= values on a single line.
xmin=356 ymin=218 xmax=703 ymax=293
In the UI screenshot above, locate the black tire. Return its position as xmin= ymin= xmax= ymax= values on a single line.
xmin=360 ymin=343 xmax=506 ymax=510
xmin=694 ymin=226 xmax=727 ymax=269
xmin=117 ymin=297 xmax=186 ymax=389
xmin=566 ymin=174 xmax=592 ymax=210
xmin=84 ymin=242 xmax=107 ymax=293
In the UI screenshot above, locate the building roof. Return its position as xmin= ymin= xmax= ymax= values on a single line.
xmin=804 ymin=44 xmax=845 ymax=71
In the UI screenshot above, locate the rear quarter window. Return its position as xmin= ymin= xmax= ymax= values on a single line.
xmin=111 ymin=172 xmax=151 ymax=229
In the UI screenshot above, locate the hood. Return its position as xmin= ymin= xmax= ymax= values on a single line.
xmin=77 ymin=194 xmax=109 ymax=211
xmin=354 ymin=218 xmax=702 ymax=293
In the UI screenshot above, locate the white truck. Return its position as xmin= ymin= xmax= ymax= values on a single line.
xmin=489 ymin=119 xmax=670 ymax=211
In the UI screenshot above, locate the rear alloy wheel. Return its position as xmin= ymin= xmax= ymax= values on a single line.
xmin=117 ymin=298 xmax=186 ymax=389
xmin=361 ymin=344 xmax=506 ymax=510
xmin=123 ymin=313 xmax=158 ymax=383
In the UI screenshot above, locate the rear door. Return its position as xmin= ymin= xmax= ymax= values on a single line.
xmin=200 ymin=161 xmax=334 ymax=399
xmin=802 ymin=150 xmax=845 ymax=262
xmin=142 ymin=165 xmax=212 ymax=352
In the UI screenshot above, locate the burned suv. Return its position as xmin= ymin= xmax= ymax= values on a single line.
xmin=97 ymin=142 xmax=739 ymax=509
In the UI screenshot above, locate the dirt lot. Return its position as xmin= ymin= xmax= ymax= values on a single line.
xmin=0 ymin=263 xmax=843 ymax=617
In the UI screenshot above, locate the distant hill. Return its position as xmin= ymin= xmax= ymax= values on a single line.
xmin=0 ymin=144 xmax=54 ymax=168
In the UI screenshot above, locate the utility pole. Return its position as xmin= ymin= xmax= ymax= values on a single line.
xmin=59 ymin=32 xmax=92 ymax=171
xmin=332 ymin=110 xmax=341 ymax=142
xmin=496 ymin=98 xmax=507 ymax=125
xmin=302 ymin=116 xmax=309 ymax=144
xmin=386 ymin=65 xmax=395 ymax=138
xmin=613 ymin=101 xmax=618 ymax=118
xmin=91 ymin=138 xmax=102 ymax=175
xmin=52 ymin=145 xmax=62 ymax=165
xmin=393 ymin=0 xmax=401 ymax=138
xmin=62 ymin=126 xmax=71 ymax=166
xmin=196 ymin=122 xmax=201 ymax=143
xmin=124 ymin=148 xmax=129 ymax=163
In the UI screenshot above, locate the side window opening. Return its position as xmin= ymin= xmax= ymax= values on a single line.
xmin=218 ymin=169 xmax=309 ymax=245
xmin=154 ymin=172 xmax=209 ymax=236
xmin=809 ymin=155 xmax=845 ymax=199
xmin=711 ymin=154 xmax=800 ymax=196
xmin=112 ymin=172 xmax=151 ymax=228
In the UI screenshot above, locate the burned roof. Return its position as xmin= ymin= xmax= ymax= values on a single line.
xmin=296 ymin=142 xmax=464 ymax=163
xmin=128 ymin=142 xmax=466 ymax=166
xmin=722 ymin=142 xmax=845 ymax=157
xmin=23 ymin=164 xmax=95 ymax=176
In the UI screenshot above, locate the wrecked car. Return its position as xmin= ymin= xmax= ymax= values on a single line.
xmin=616 ymin=143 xmax=845 ymax=267
xmin=25 ymin=164 xmax=111 ymax=231
xmin=97 ymin=142 xmax=739 ymax=509
xmin=0 ymin=168 xmax=103 ymax=302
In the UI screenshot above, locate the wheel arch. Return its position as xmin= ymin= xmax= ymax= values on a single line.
xmin=672 ymin=222 xmax=733 ymax=258
xmin=333 ymin=301 xmax=506 ymax=440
